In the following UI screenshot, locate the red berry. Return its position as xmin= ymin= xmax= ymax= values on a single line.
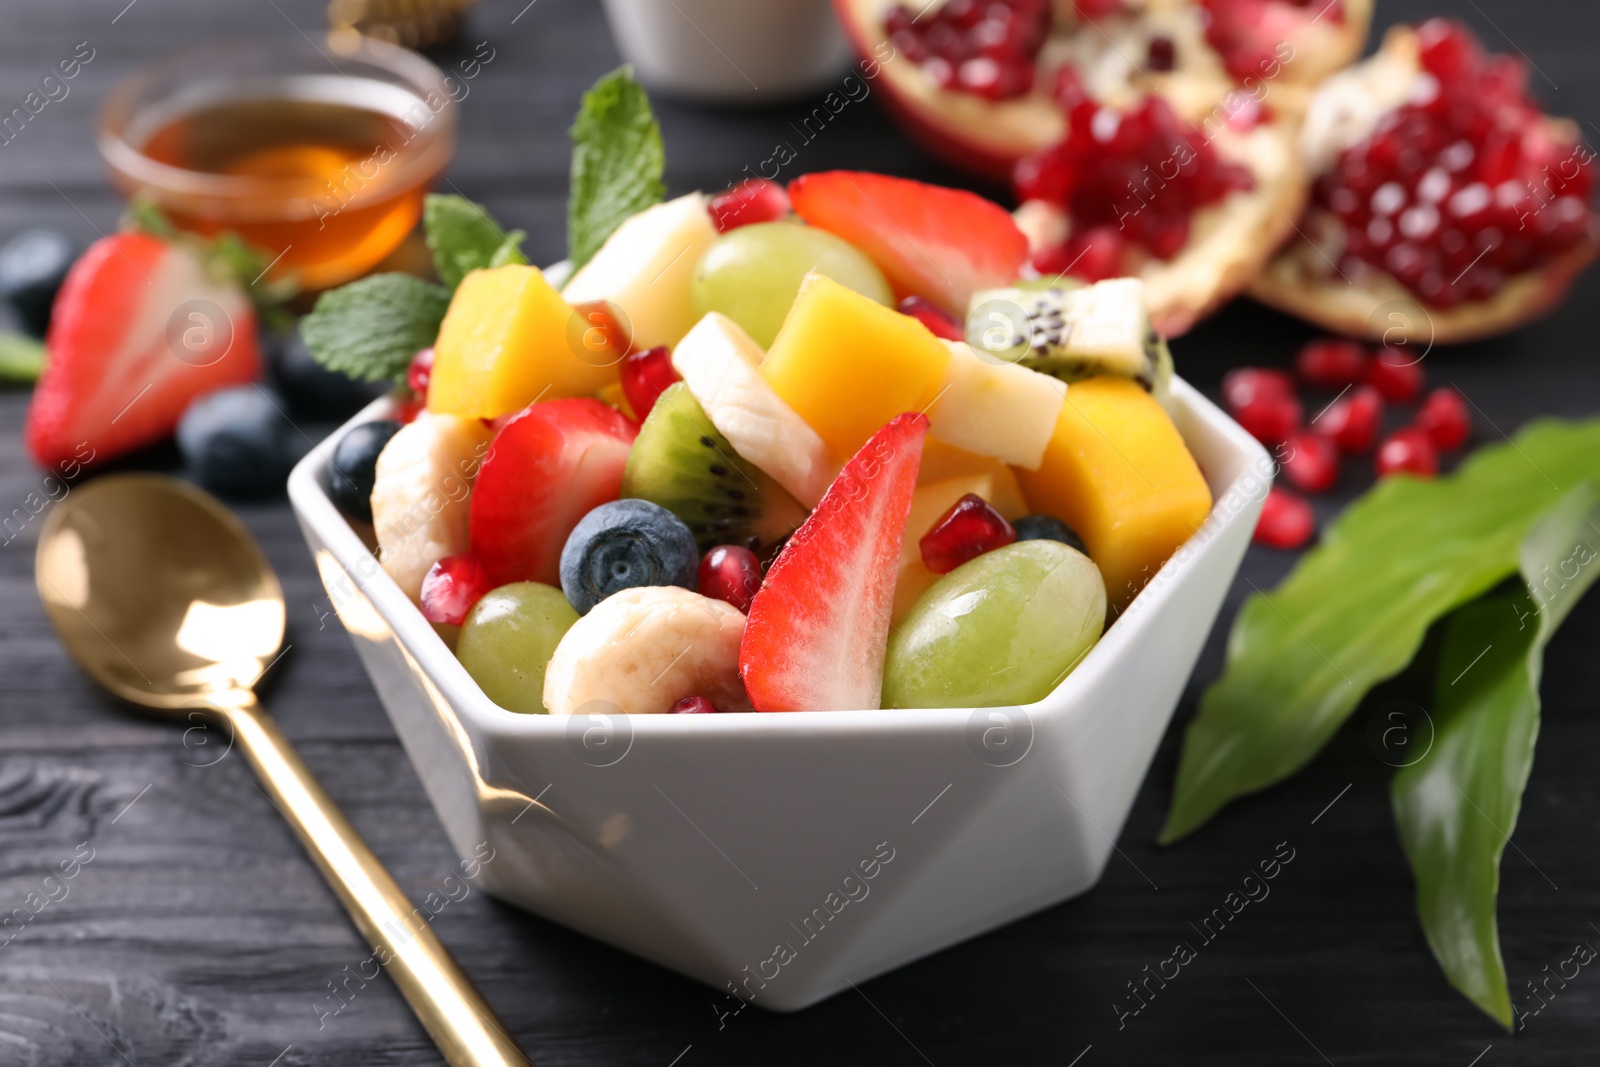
xmin=1414 ymin=387 xmax=1471 ymax=450
xmin=698 ymin=545 xmax=763 ymax=614
xmin=1280 ymin=431 xmax=1340 ymax=494
xmin=393 ymin=396 xmax=426 ymax=424
xmin=709 ymin=178 xmax=791 ymax=232
xmin=1294 ymin=339 xmax=1368 ymax=390
xmin=1368 ymin=347 xmax=1424 ymax=402
xmin=1315 ymin=385 xmax=1383 ymax=453
xmin=419 ymin=554 xmax=493 ymax=626
xmin=406 ymin=347 xmax=434 ymax=398
xmin=1376 ymin=428 xmax=1439 ymax=478
xmin=620 ymin=345 xmax=679 ymax=422
xmin=920 ymin=493 xmax=1017 ymax=574
xmin=1223 ymin=369 xmax=1301 ymax=447
xmin=670 ymin=695 xmax=719 ymax=714
xmin=1254 ymin=487 xmax=1315 ymax=550
xmin=898 ymin=296 xmax=965 ymax=341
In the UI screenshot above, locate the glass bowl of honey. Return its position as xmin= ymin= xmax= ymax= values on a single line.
xmin=100 ymin=37 xmax=456 ymax=290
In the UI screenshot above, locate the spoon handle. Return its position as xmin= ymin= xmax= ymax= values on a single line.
xmin=220 ymin=696 xmax=533 ymax=1067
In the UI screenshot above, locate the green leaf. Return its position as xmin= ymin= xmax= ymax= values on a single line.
xmin=0 ymin=332 xmax=45 ymax=383
xmin=300 ymin=273 xmax=451 ymax=383
xmin=1160 ymin=418 xmax=1600 ymax=844
xmin=567 ymin=66 xmax=665 ymax=271
xmin=1392 ymin=483 xmax=1600 ymax=1030
xmin=424 ymin=193 xmax=527 ymax=289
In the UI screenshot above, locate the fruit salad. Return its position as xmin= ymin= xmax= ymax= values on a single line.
xmin=326 ymin=163 xmax=1214 ymax=717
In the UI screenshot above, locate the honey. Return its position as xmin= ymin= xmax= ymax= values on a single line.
xmin=101 ymin=42 xmax=456 ymax=292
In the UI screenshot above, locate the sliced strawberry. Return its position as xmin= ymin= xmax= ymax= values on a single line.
xmin=26 ymin=233 xmax=260 ymax=470
xmin=469 ymin=398 xmax=638 ymax=587
xmin=740 ymin=412 xmax=928 ymax=712
xmin=787 ymin=171 xmax=1028 ymax=315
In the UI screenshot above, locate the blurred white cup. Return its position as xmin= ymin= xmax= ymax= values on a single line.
xmin=600 ymin=0 xmax=852 ymax=103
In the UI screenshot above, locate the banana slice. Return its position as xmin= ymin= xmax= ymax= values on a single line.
xmin=543 ymin=586 xmax=751 ymax=715
xmin=670 ymin=312 xmax=831 ymax=507
xmin=369 ymin=412 xmax=494 ymax=602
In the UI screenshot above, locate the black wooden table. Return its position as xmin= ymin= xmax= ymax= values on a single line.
xmin=2 ymin=1 xmax=1598 ymax=1063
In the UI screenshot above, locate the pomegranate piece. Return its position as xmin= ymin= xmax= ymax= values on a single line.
xmin=1312 ymin=18 xmax=1595 ymax=306
xmin=920 ymin=493 xmax=1017 ymax=574
xmin=1368 ymin=347 xmax=1424 ymax=402
xmin=1294 ymin=339 xmax=1368 ymax=389
xmin=419 ymin=554 xmax=493 ymax=626
xmin=1201 ymin=0 xmax=1344 ymax=81
xmin=1376 ymin=427 xmax=1439 ymax=478
xmin=698 ymin=544 xmax=764 ymax=615
xmin=1015 ymin=92 xmax=1250 ymax=271
xmin=1314 ymin=384 xmax=1383 ymax=454
xmin=709 ymin=178 xmax=791 ymax=232
xmin=670 ymin=695 xmax=719 ymax=714
xmin=1280 ymin=431 xmax=1340 ymax=494
xmin=884 ymin=0 xmax=1051 ymax=102
xmin=1223 ymin=368 xmax=1300 ymax=446
xmin=1415 ymin=387 xmax=1471 ymax=450
xmin=897 ymin=296 xmax=965 ymax=341
xmin=1254 ymin=487 xmax=1315 ymax=550
xmin=620 ymin=345 xmax=679 ymax=422
xmin=406 ymin=347 xmax=434 ymax=398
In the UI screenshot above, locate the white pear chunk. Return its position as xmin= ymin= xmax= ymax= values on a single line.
xmin=926 ymin=341 xmax=1066 ymax=471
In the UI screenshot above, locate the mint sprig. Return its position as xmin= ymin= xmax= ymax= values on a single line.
xmin=300 ymin=274 xmax=451 ymax=383
xmin=568 ymin=66 xmax=665 ymax=270
xmin=424 ymin=193 xmax=527 ymax=289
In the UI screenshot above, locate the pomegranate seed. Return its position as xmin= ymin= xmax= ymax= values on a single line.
xmin=1368 ymin=347 xmax=1424 ymax=402
xmin=898 ymin=296 xmax=965 ymax=341
xmin=570 ymin=299 xmax=633 ymax=365
xmin=1146 ymin=35 xmax=1176 ymax=72
xmin=1414 ymin=387 xmax=1471 ymax=450
xmin=709 ymin=178 xmax=790 ymax=232
xmin=1281 ymin=431 xmax=1340 ymax=494
xmin=1223 ymin=368 xmax=1300 ymax=446
xmin=1315 ymin=385 xmax=1383 ymax=454
xmin=1376 ymin=428 xmax=1439 ymax=478
xmin=920 ymin=493 xmax=1016 ymax=575
xmin=670 ymin=695 xmax=719 ymax=714
xmin=698 ymin=545 xmax=763 ymax=614
xmin=1294 ymin=339 xmax=1369 ymax=389
xmin=886 ymin=0 xmax=1050 ymax=102
xmin=1254 ymin=488 xmax=1315 ymax=550
xmin=406 ymin=347 xmax=434 ymax=398
xmin=419 ymin=554 xmax=493 ymax=626
xmin=620 ymin=345 xmax=679 ymax=422
xmin=393 ymin=396 xmax=426 ymax=424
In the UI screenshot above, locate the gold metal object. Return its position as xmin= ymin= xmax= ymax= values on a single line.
xmin=36 ymin=474 xmax=532 ymax=1067
xmin=328 ymin=0 xmax=476 ymax=50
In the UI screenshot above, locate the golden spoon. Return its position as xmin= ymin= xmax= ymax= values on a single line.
xmin=36 ymin=473 xmax=532 ymax=1067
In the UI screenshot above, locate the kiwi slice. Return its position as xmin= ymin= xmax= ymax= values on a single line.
xmin=621 ymin=382 xmax=807 ymax=554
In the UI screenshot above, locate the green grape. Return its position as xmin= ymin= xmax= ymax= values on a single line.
xmin=883 ymin=541 xmax=1106 ymax=709
xmin=691 ymin=221 xmax=892 ymax=347
xmin=456 ymin=582 xmax=578 ymax=714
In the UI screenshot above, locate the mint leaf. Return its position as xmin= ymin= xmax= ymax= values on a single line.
xmin=568 ymin=67 xmax=665 ymax=270
xmin=1160 ymin=418 xmax=1600 ymax=844
xmin=1393 ymin=483 xmax=1600 ymax=1030
xmin=0 ymin=332 xmax=45 ymax=383
xmin=301 ymin=273 xmax=451 ymax=383
xmin=424 ymin=193 xmax=526 ymax=289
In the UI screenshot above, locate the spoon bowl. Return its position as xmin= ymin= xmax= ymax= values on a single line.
xmin=37 ymin=474 xmax=284 ymax=709
xmin=36 ymin=473 xmax=530 ymax=1067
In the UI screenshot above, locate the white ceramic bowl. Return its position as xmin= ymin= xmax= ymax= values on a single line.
xmin=288 ymin=377 xmax=1268 ymax=1011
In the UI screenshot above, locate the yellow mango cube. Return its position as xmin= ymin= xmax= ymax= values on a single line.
xmin=1015 ymin=377 xmax=1211 ymax=609
xmin=762 ymin=273 xmax=951 ymax=461
xmin=428 ymin=265 xmax=617 ymax=419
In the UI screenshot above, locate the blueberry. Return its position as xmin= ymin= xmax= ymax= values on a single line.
xmin=0 ymin=229 xmax=77 ymax=338
xmin=560 ymin=499 xmax=698 ymax=614
xmin=327 ymin=419 xmax=402 ymax=524
xmin=1012 ymin=514 xmax=1087 ymax=554
xmin=177 ymin=386 xmax=297 ymax=498
xmin=267 ymin=327 xmax=389 ymax=420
